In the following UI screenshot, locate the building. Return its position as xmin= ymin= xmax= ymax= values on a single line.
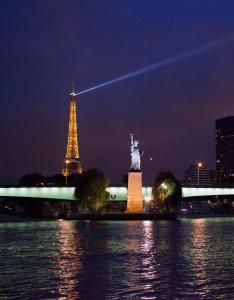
xmin=216 ymin=116 xmax=234 ymax=184
xmin=184 ymin=164 xmax=214 ymax=185
xmin=62 ymin=84 xmax=82 ymax=176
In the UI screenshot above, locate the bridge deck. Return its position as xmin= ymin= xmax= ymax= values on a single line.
xmin=0 ymin=186 xmax=234 ymax=201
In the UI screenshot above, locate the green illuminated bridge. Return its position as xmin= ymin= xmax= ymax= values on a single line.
xmin=1 ymin=186 xmax=234 ymax=201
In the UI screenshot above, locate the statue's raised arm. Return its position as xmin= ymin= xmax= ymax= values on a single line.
xmin=130 ymin=133 xmax=134 ymax=145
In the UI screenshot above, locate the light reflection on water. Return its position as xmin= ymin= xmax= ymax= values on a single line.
xmin=0 ymin=218 xmax=233 ymax=299
xmin=140 ymin=221 xmax=158 ymax=299
xmin=191 ymin=219 xmax=208 ymax=298
xmin=54 ymin=221 xmax=83 ymax=299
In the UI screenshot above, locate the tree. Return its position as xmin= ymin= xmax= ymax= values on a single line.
xmin=122 ymin=172 xmax=128 ymax=187
xmin=74 ymin=168 xmax=110 ymax=212
xmin=45 ymin=173 xmax=78 ymax=186
xmin=20 ymin=173 xmax=45 ymax=186
xmin=152 ymin=171 xmax=182 ymax=213
xmin=45 ymin=174 xmax=65 ymax=185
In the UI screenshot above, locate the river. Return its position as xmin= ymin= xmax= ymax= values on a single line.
xmin=0 ymin=218 xmax=233 ymax=299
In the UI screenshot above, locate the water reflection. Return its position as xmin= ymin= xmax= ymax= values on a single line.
xmin=116 ymin=221 xmax=142 ymax=299
xmin=117 ymin=221 xmax=159 ymax=299
xmin=140 ymin=221 xmax=158 ymax=299
xmin=54 ymin=221 xmax=83 ymax=299
xmin=0 ymin=219 xmax=234 ymax=299
xmin=191 ymin=219 xmax=208 ymax=298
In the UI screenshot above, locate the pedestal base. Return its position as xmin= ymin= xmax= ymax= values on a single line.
xmin=127 ymin=172 xmax=143 ymax=213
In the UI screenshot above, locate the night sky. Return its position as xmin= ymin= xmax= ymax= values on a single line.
xmin=1 ymin=1 xmax=234 ymax=184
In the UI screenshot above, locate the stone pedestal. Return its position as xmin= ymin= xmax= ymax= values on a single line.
xmin=127 ymin=172 xmax=143 ymax=213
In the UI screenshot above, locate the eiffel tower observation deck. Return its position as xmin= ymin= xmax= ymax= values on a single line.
xmin=62 ymin=84 xmax=82 ymax=176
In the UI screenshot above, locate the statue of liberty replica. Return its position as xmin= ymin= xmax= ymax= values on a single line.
xmin=127 ymin=133 xmax=144 ymax=213
xmin=130 ymin=133 xmax=144 ymax=171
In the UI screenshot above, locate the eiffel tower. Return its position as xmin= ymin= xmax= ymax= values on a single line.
xmin=62 ymin=84 xmax=82 ymax=176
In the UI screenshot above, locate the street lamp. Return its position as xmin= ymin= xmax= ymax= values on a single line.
xmin=217 ymin=160 xmax=222 ymax=185
xmin=65 ymin=160 xmax=69 ymax=185
xmin=197 ymin=162 xmax=203 ymax=185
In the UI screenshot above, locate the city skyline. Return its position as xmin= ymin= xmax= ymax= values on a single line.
xmin=1 ymin=1 xmax=234 ymax=183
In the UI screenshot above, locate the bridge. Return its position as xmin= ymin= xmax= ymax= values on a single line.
xmin=0 ymin=186 xmax=234 ymax=201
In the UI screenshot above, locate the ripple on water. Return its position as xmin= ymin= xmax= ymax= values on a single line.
xmin=0 ymin=218 xmax=233 ymax=299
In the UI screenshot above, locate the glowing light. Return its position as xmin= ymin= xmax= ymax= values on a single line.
xmin=144 ymin=196 xmax=151 ymax=203
xmin=160 ymin=182 xmax=168 ymax=190
xmin=78 ymin=34 xmax=234 ymax=95
xmin=198 ymin=162 xmax=203 ymax=168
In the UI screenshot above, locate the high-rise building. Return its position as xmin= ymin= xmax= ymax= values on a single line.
xmin=216 ymin=116 xmax=234 ymax=184
xmin=184 ymin=164 xmax=214 ymax=185
xmin=62 ymin=84 xmax=82 ymax=176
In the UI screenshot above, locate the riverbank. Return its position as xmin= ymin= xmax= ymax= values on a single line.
xmin=1 ymin=212 xmax=233 ymax=222
xmin=0 ymin=212 xmax=177 ymax=221
xmin=0 ymin=213 xmax=58 ymax=222
xmin=68 ymin=213 xmax=177 ymax=221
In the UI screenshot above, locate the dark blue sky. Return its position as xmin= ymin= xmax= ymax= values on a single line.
xmin=1 ymin=0 xmax=234 ymax=183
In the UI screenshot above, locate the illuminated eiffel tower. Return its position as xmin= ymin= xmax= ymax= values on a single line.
xmin=62 ymin=84 xmax=82 ymax=176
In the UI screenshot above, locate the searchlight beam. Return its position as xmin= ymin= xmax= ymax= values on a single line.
xmin=78 ymin=34 xmax=234 ymax=96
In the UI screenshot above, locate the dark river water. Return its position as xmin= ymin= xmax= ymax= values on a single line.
xmin=0 ymin=218 xmax=233 ymax=300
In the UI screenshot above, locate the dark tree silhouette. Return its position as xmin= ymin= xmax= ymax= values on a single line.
xmin=20 ymin=173 xmax=45 ymax=186
xmin=122 ymin=172 xmax=128 ymax=187
xmin=45 ymin=174 xmax=65 ymax=185
xmin=74 ymin=168 xmax=110 ymax=212
xmin=152 ymin=171 xmax=182 ymax=213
